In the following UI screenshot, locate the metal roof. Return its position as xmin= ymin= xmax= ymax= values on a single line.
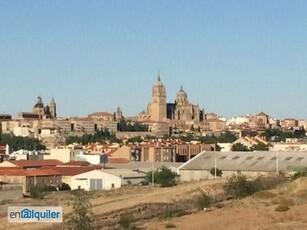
xmin=178 ymin=151 xmax=307 ymax=172
xmin=102 ymin=168 xmax=146 ymax=178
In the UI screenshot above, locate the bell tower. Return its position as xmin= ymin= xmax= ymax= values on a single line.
xmin=149 ymin=73 xmax=167 ymax=121
xmin=49 ymin=97 xmax=57 ymax=118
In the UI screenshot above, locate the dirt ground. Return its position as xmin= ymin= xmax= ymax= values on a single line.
xmin=2 ymin=178 xmax=307 ymax=230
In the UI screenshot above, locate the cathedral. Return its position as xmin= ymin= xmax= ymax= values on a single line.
xmin=33 ymin=96 xmax=57 ymax=119
xmin=139 ymin=74 xmax=204 ymax=122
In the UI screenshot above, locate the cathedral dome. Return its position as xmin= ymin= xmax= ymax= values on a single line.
xmin=33 ymin=97 xmax=44 ymax=108
xmin=176 ymin=86 xmax=188 ymax=105
xmin=176 ymin=86 xmax=187 ymax=99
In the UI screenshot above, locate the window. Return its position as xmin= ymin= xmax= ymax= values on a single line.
xmin=246 ymin=156 xmax=253 ymax=160
xmin=232 ymin=156 xmax=240 ymax=160
xmin=257 ymin=157 xmax=264 ymax=160
xmin=204 ymin=155 xmax=211 ymax=159
xmin=285 ymin=157 xmax=293 ymax=161
xmin=271 ymin=157 xmax=277 ymax=160
xmin=219 ymin=156 xmax=227 ymax=160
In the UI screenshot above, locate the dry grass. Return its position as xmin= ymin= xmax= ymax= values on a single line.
xmin=252 ymin=191 xmax=277 ymax=200
xmin=275 ymin=205 xmax=290 ymax=212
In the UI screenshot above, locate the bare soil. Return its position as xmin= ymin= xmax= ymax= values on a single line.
xmin=2 ymin=178 xmax=307 ymax=230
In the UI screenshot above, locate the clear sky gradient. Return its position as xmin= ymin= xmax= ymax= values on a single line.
xmin=0 ymin=1 xmax=306 ymax=119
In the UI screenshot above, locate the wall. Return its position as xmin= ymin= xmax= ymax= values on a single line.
xmin=179 ymin=169 xmax=269 ymax=182
xmin=71 ymin=170 xmax=121 ymax=191
xmin=111 ymin=145 xmax=131 ymax=160
xmin=0 ymin=184 xmax=23 ymax=201
xmin=0 ymin=176 xmax=27 ymax=193
xmin=45 ymin=149 xmax=72 ymax=162
xmin=26 ymin=175 xmax=62 ymax=192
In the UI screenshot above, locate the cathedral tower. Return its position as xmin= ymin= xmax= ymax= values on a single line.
xmin=49 ymin=97 xmax=57 ymax=118
xmin=148 ymin=73 xmax=167 ymax=121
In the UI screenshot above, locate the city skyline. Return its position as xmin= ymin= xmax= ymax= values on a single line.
xmin=1 ymin=1 xmax=307 ymax=119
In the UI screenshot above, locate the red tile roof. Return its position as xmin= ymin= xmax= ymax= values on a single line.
xmin=7 ymin=159 xmax=63 ymax=168
xmin=0 ymin=168 xmax=61 ymax=176
xmin=51 ymin=166 xmax=101 ymax=176
xmin=57 ymin=161 xmax=91 ymax=167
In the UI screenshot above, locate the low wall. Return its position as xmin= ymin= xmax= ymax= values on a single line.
xmin=0 ymin=184 xmax=23 ymax=201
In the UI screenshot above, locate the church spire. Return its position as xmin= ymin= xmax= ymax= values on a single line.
xmin=157 ymin=70 xmax=161 ymax=81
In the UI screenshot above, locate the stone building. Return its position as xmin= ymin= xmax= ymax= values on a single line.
xmin=32 ymin=96 xmax=57 ymax=119
xmin=140 ymin=74 xmax=204 ymax=124
xmin=146 ymin=74 xmax=167 ymax=122
xmin=167 ymin=86 xmax=204 ymax=122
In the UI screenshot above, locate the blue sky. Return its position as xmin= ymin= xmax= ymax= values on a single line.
xmin=0 ymin=1 xmax=306 ymax=119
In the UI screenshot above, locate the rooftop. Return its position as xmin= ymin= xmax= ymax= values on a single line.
xmin=179 ymin=151 xmax=307 ymax=172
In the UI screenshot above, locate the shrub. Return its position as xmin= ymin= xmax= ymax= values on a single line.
xmin=64 ymin=190 xmax=95 ymax=230
xmin=29 ymin=186 xmax=45 ymax=199
xmin=165 ymin=222 xmax=176 ymax=228
xmin=223 ymin=174 xmax=260 ymax=199
xmin=42 ymin=185 xmax=57 ymax=192
xmin=252 ymin=191 xmax=277 ymax=199
xmin=290 ymin=169 xmax=307 ymax=181
xmin=275 ymin=205 xmax=290 ymax=212
xmin=159 ymin=210 xmax=187 ymax=220
xmin=118 ymin=212 xmax=134 ymax=229
xmin=255 ymin=174 xmax=286 ymax=190
xmin=279 ymin=197 xmax=295 ymax=206
xmin=194 ymin=190 xmax=213 ymax=210
xmin=60 ymin=183 xmax=71 ymax=191
xmin=210 ymin=168 xmax=223 ymax=177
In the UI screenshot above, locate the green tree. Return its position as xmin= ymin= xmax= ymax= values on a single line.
xmin=128 ymin=136 xmax=143 ymax=143
xmin=0 ymin=133 xmax=46 ymax=151
xmin=251 ymin=143 xmax=269 ymax=151
xmin=218 ymin=131 xmax=238 ymax=143
xmin=65 ymin=128 xmax=119 ymax=145
xmin=64 ymin=190 xmax=96 ymax=230
xmin=231 ymin=143 xmax=251 ymax=151
xmin=145 ymin=166 xmax=178 ymax=187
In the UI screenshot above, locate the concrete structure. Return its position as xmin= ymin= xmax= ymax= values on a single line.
xmin=50 ymin=166 xmax=101 ymax=190
xmin=105 ymin=161 xmax=182 ymax=174
xmin=70 ymin=169 xmax=122 ymax=191
xmin=44 ymin=148 xmax=82 ymax=163
xmin=270 ymin=142 xmax=307 ymax=151
xmin=75 ymin=152 xmax=107 ymax=165
xmin=178 ymin=151 xmax=307 ymax=182
xmin=0 ymin=184 xmax=23 ymax=201
xmin=217 ymin=143 xmax=232 ymax=152
xmin=103 ymin=168 xmax=146 ymax=185
xmin=88 ymin=112 xmax=114 ymax=121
